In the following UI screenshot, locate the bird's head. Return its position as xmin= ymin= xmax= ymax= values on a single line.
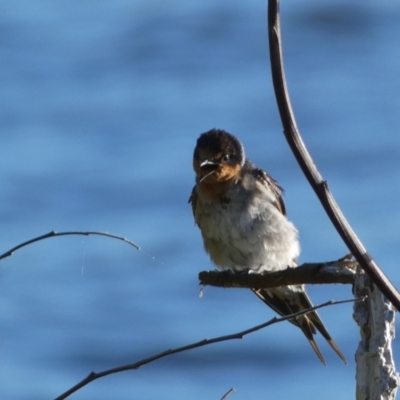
xmin=193 ymin=129 xmax=245 ymax=184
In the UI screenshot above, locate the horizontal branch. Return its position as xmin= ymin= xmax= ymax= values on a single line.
xmin=199 ymin=261 xmax=356 ymax=289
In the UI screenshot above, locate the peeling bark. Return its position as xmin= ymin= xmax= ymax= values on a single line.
xmin=353 ymin=268 xmax=399 ymax=400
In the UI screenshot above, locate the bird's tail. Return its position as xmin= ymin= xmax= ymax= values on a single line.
xmin=252 ymin=287 xmax=347 ymax=365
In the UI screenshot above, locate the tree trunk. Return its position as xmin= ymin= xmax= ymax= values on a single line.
xmin=354 ymin=268 xmax=399 ymax=399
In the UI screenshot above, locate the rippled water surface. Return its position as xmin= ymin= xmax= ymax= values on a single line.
xmin=1 ymin=1 xmax=400 ymax=399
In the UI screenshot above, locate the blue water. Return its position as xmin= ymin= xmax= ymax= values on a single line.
xmin=1 ymin=0 xmax=400 ymax=399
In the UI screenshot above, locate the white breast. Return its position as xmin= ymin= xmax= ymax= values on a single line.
xmin=195 ymin=179 xmax=300 ymax=272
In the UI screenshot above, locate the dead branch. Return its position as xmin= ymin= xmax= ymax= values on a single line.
xmin=54 ymin=297 xmax=361 ymax=400
xmin=199 ymin=260 xmax=356 ymax=289
xmin=267 ymin=0 xmax=400 ymax=310
xmin=0 ymin=230 xmax=140 ymax=261
xmin=220 ymin=388 xmax=236 ymax=400
xmin=353 ymin=268 xmax=399 ymax=399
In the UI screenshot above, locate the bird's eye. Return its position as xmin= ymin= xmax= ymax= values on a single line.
xmin=222 ymin=154 xmax=230 ymax=163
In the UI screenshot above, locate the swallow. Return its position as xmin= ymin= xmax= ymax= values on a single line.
xmin=189 ymin=128 xmax=347 ymax=364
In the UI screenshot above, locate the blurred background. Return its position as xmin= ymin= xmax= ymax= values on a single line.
xmin=1 ymin=0 xmax=399 ymax=398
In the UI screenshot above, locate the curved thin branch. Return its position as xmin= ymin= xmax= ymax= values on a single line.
xmin=267 ymin=0 xmax=400 ymax=310
xmin=220 ymin=388 xmax=236 ymax=400
xmin=54 ymin=297 xmax=361 ymax=400
xmin=199 ymin=260 xmax=356 ymax=289
xmin=0 ymin=231 xmax=140 ymax=261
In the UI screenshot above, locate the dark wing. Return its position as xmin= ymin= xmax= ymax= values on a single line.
xmin=249 ymin=167 xmax=287 ymax=216
xmin=249 ymin=164 xmax=346 ymax=364
xmin=252 ymin=287 xmax=347 ymax=365
xmin=249 ymin=165 xmax=301 ymax=265
xmin=188 ymin=185 xmax=197 ymax=218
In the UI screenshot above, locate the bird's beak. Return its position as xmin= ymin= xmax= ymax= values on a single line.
xmin=198 ymin=159 xmax=219 ymax=183
xmin=200 ymin=160 xmax=218 ymax=168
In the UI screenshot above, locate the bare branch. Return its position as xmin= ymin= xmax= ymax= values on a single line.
xmin=0 ymin=231 xmax=140 ymax=261
xmin=221 ymin=388 xmax=236 ymax=400
xmin=54 ymin=297 xmax=362 ymax=400
xmin=199 ymin=260 xmax=356 ymax=289
xmin=267 ymin=0 xmax=400 ymax=310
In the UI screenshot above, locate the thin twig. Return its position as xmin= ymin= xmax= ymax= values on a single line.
xmin=0 ymin=231 xmax=140 ymax=261
xmin=220 ymin=388 xmax=236 ymax=400
xmin=54 ymin=297 xmax=363 ymax=400
xmin=267 ymin=0 xmax=400 ymax=310
xmin=199 ymin=260 xmax=356 ymax=289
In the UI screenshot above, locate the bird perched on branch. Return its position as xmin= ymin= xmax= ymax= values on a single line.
xmin=189 ymin=128 xmax=346 ymax=364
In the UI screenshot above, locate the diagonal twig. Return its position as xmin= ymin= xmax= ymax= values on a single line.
xmin=220 ymin=388 xmax=236 ymax=400
xmin=267 ymin=0 xmax=400 ymax=311
xmin=0 ymin=231 xmax=140 ymax=261
xmin=54 ymin=297 xmax=362 ymax=400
